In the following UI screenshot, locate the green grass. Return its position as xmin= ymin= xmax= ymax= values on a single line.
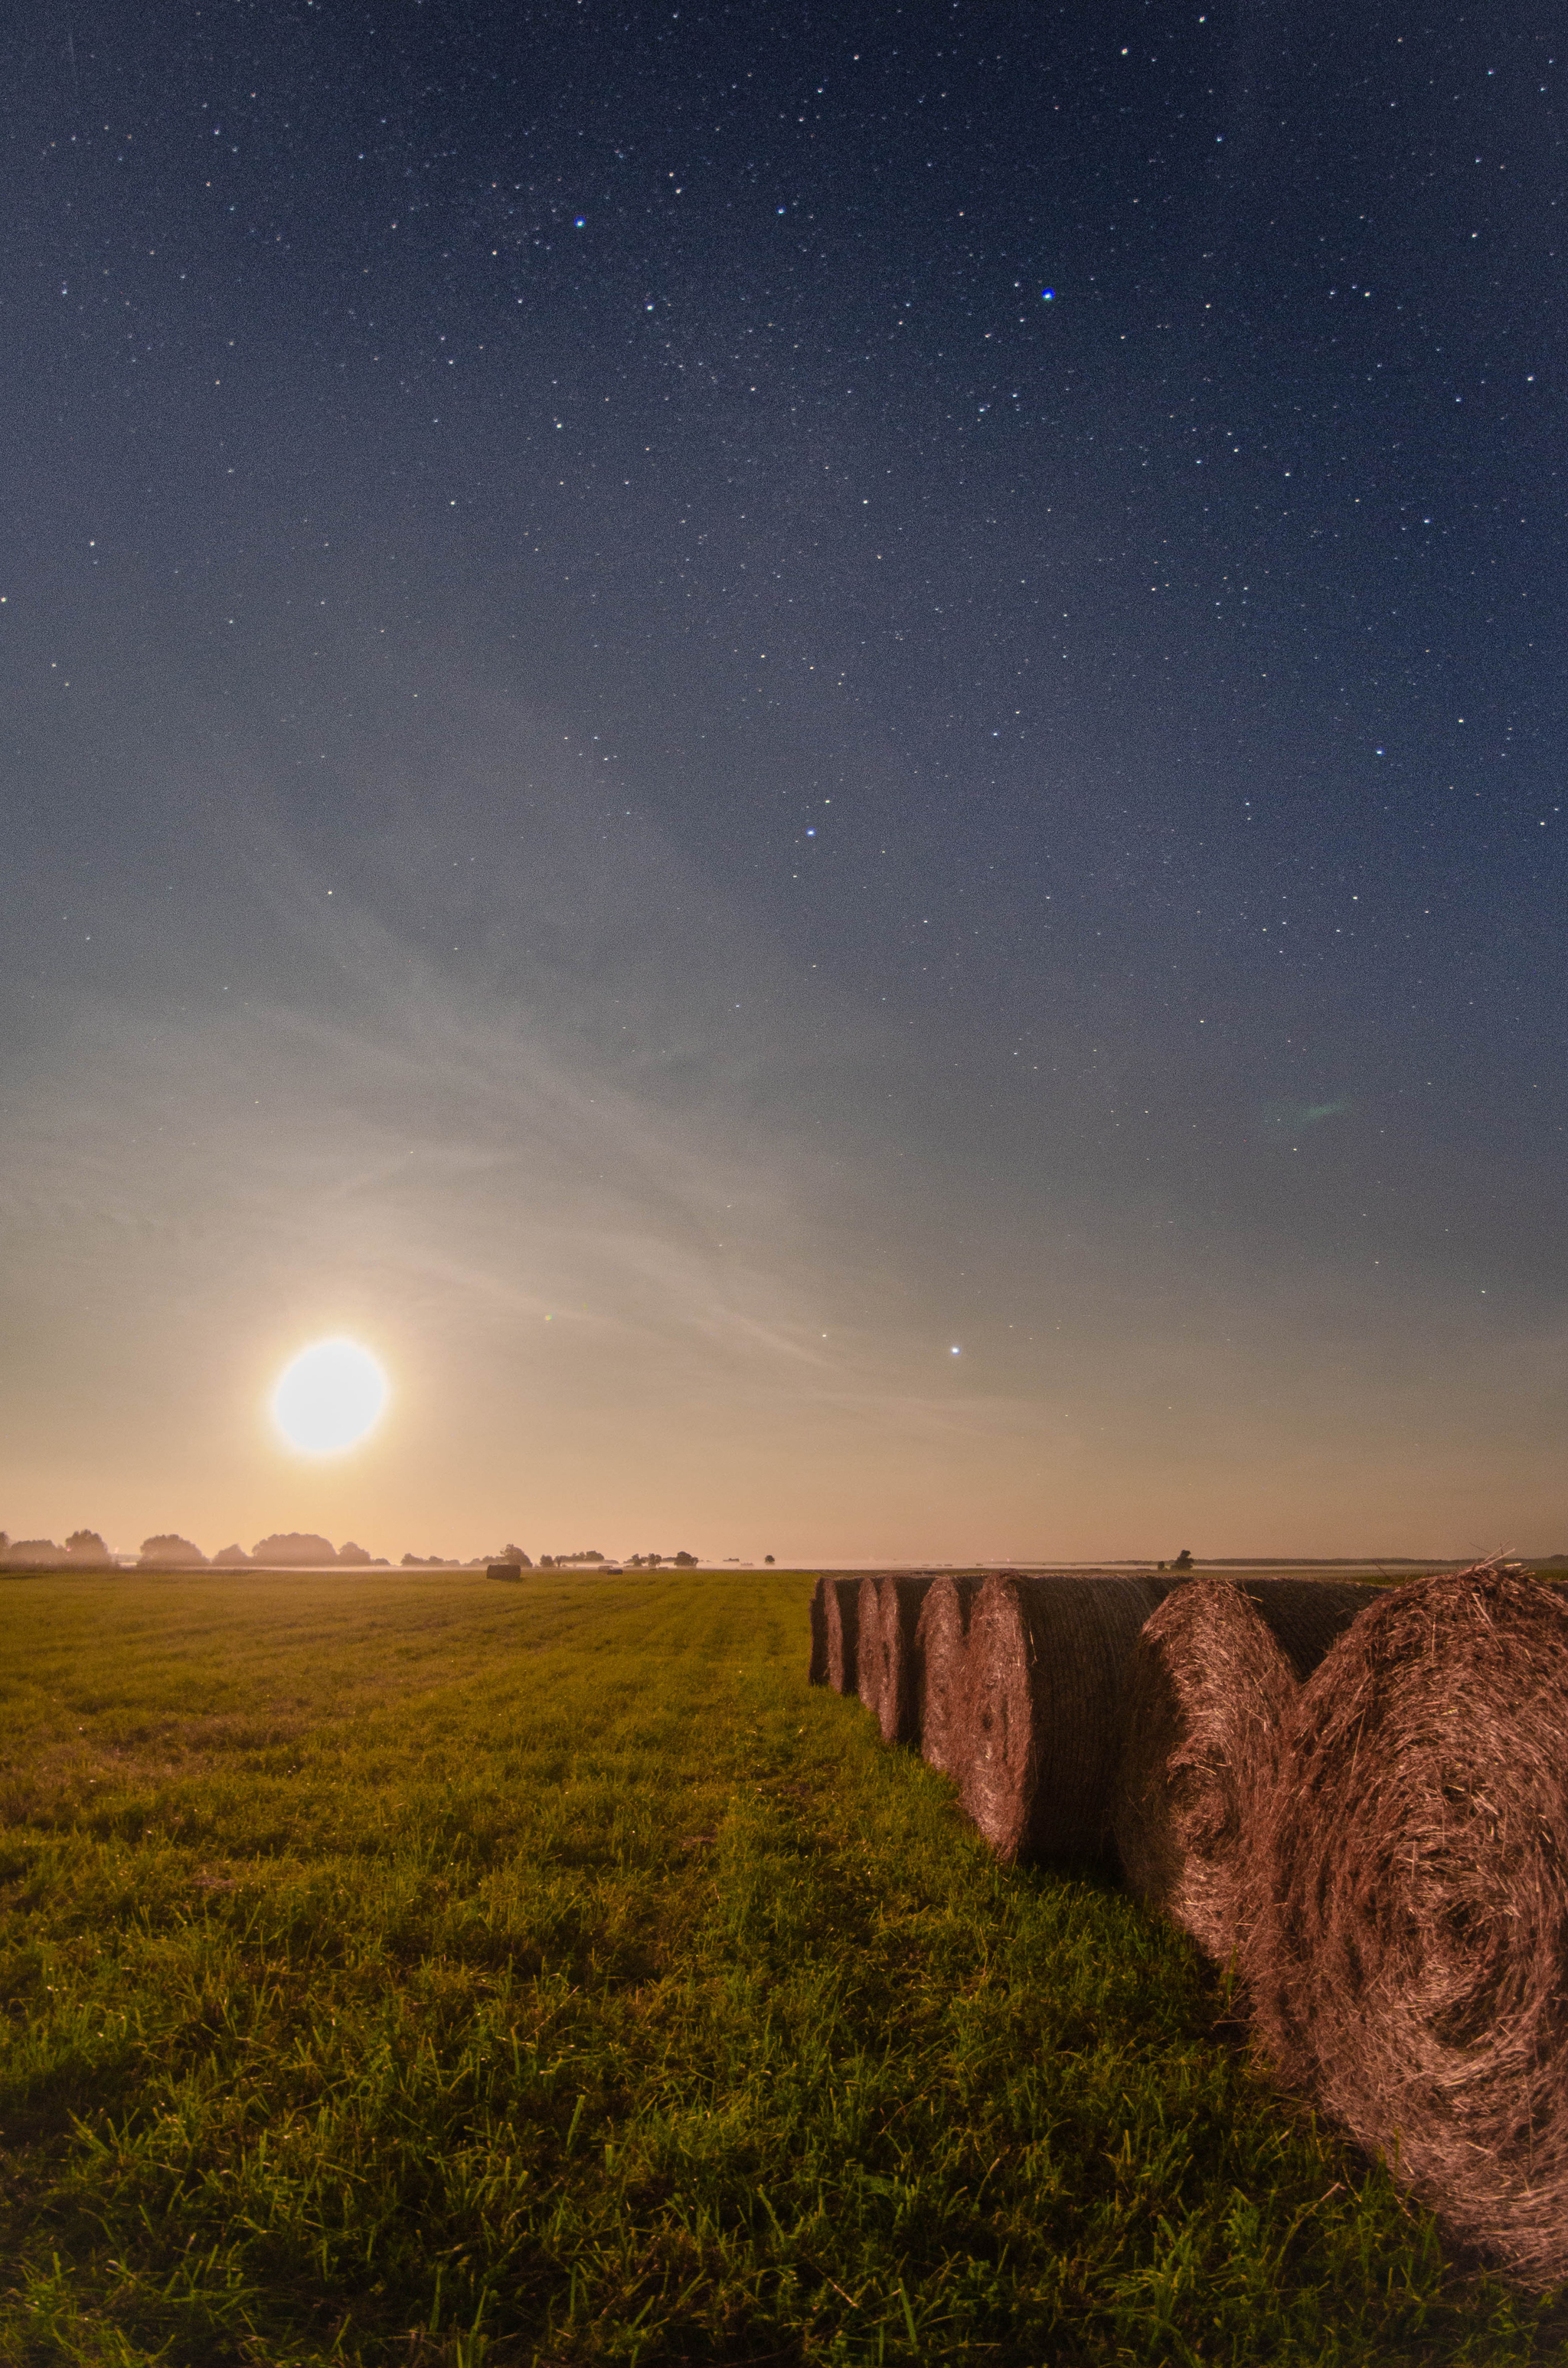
xmin=0 ymin=1568 xmax=1563 ymax=2366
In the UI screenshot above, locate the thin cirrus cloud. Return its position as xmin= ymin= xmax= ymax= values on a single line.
xmin=3 ymin=671 xmax=1564 ymax=1559
xmin=1260 ymin=1097 xmax=1352 ymax=1140
xmin=5 ymin=931 xmax=1562 ymax=1565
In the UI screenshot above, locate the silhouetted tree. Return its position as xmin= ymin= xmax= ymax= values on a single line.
xmin=139 ymin=1534 xmax=207 ymax=1567
xmin=65 ymin=1529 xmax=112 ymax=1564
xmin=673 ymin=1550 xmax=697 ymax=1568
xmin=251 ymin=1532 xmax=336 ymax=1567
xmin=211 ymin=1544 xmax=253 ymax=1567
xmin=765 ymin=1555 xmax=776 ymax=1565
xmin=336 ymin=1540 xmax=372 ymax=1565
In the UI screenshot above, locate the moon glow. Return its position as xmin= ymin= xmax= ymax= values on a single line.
xmin=271 ymin=1338 xmax=389 ymax=1456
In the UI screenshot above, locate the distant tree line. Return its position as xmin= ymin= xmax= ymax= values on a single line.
xmin=0 ymin=1530 xmax=392 ymax=1569
xmin=0 ymin=1529 xmax=116 ymax=1567
xmin=2 ymin=1529 xmax=711 ymax=1572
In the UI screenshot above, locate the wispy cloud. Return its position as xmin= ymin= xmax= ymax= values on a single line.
xmin=1260 ymin=1096 xmax=1352 ymax=1140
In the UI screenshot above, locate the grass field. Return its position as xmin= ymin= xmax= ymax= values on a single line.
xmin=1 ymin=1568 xmax=1564 ymax=2366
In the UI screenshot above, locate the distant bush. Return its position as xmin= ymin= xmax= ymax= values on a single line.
xmin=673 ymin=1551 xmax=698 ymax=1568
xmin=336 ymin=1541 xmax=372 ymax=1565
xmin=139 ymin=1535 xmax=207 ymax=1568
xmin=211 ymin=1544 xmax=253 ymax=1567
xmin=3 ymin=1538 xmax=66 ymax=1567
xmin=65 ymin=1530 xmax=113 ymax=1564
xmin=251 ymin=1532 xmax=337 ymax=1568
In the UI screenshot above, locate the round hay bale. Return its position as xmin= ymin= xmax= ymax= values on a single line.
xmin=855 ymin=1576 xmax=888 ymax=1730
xmin=808 ymin=1575 xmax=828 ymax=1686
xmin=858 ymin=1575 xmax=939 ymax=1746
xmin=1239 ymin=1566 xmax=1568 ymax=2289
xmin=824 ymin=1575 xmax=861 ymax=1696
xmin=1112 ymin=1577 xmax=1387 ymax=1961
xmin=913 ymin=1575 xmax=985 ymax=1778
xmin=962 ymin=1574 xmax=1175 ymax=1865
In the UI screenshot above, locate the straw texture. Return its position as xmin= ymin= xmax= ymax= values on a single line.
xmin=823 ymin=1576 xmax=861 ymax=1696
xmin=1112 ymin=1577 xmax=1386 ymax=1960
xmin=960 ymin=1574 xmax=1174 ymax=1864
xmin=857 ymin=1575 xmax=939 ymax=1745
xmin=854 ymin=1577 xmax=886 ymax=1729
xmin=1239 ymin=1566 xmax=1568 ymax=2289
xmin=913 ymin=1576 xmax=985 ymax=1778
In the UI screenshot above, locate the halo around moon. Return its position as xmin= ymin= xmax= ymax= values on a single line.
xmin=271 ymin=1338 xmax=389 ymax=1456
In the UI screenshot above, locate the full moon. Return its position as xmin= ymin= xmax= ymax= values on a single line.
xmin=271 ymin=1338 xmax=389 ymax=1456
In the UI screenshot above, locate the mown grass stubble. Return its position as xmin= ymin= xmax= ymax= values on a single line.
xmin=0 ymin=1568 xmax=1562 ymax=2366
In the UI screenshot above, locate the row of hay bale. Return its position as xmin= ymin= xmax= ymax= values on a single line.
xmin=809 ymin=1562 xmax=1568 ymax=2291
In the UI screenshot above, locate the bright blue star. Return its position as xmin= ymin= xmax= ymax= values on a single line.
xmin=1041 ymin=287 xmax=1055 ymax=302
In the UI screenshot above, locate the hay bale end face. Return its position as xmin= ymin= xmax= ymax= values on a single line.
xmin=913 ymin=1575 xmax=985 ymax=1779
xmin=808 ymin=1575 xmax=828 ymax=1686
xmin=961 ymin=1575 xmax=1174 ymax=1865
xmin=487 ymin=1561 xmax=528 ymax=1582
xmin=1240 ymin=1568 xmax=1568 ymax=2290
xmin=824 ymin=1577 xmax=861 ymax=1696
xmin=1112 ymin=1577 xmax=1385 ymax=1961
xmin=859 ymin=1575 xmax=940 ymax=1746
xmin=855 ymin=1576 xmax=887 ymax=1729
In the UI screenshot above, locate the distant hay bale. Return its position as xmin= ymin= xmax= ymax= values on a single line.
xmin=1112 ymin=1577 xmax=1387 ymax=1961
xmin=855 ymin=1576 xmax=886 ymax=1727
xmin=487 ymin=1561 xmax=528 ymax=1582
xmin=824 ymin=1576 xmax=861 ymax=1695
xmin=855 ymin=1575 xmax=937 ymax=1745
xmin=1239 ymin=1567 xmax=1568 ymax=2290
xmin=913 ymin=1575 xmax=986 ymax=1779
xmin=959 ymin=1575 xmax=1174 ymax=1864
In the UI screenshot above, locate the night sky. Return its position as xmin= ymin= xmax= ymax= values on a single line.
xmin=3 ymin=1 xmax=1564 ymax=1564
